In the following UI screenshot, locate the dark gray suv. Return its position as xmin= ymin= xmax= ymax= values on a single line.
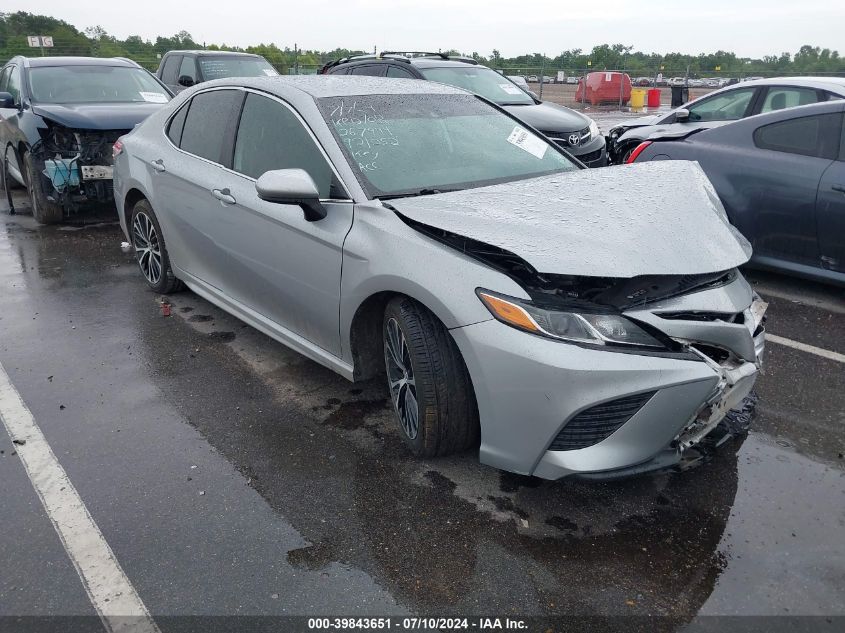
xmin=156 ymin=50 xmax=277 ymax=94
xmin=320 ymin=52 xmax=607 ymax=167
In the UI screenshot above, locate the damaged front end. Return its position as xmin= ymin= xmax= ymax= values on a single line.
xmin=400 ymin=212 xmax=767 ymax=473
xmin=30 ymin=122 xmax=126 ymax=216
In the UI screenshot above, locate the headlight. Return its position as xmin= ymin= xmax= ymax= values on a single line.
xmin=588 ymin=119 xmax=600 ymax=140
xmin=477 ymin=290 xmax=665 ymax=349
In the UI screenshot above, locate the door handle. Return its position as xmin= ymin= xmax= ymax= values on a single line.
xmin=211 ymin=188 xmax=236 ymax=205
xmin=832 ymin=184 xmax=845 ymax=194
xmin=150 ymin=159 xmax=166 ymax=173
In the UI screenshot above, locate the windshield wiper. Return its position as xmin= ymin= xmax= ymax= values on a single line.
xmin=377 ymin=188 xmax=461 ymax=201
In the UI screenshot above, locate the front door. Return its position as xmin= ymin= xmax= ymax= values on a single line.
xmin=218 ymin=92 xmax=353 ymax=355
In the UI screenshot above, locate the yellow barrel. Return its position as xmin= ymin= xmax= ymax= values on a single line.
xmin=630 ymin=88 xmax=646 ymax=108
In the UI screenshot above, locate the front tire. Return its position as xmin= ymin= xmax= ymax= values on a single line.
xmin=23 ymin=152 xmax=63 ymax=224
xmin=129 ymin=199 xmax=183 ymax=294
xmin=383 ymin=297 xmax=479 ymax=457
xmin=1 ymin=146 xmax=24 ymax=193
xmin=618 ymin=141 xmax=640 ymax=164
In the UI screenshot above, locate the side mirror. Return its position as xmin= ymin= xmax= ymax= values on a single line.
xmin=177 ymin=75 xmax=195 ymax=88
xmin=255 ymin=168 xmax=327 ymax=221
xmin=528 ymin=90 xmax=540 ymax=100
xmin=675 ymin=108 xmax=690 ymax=122
xmin=0 ymin=91 xmax=15 ymax=109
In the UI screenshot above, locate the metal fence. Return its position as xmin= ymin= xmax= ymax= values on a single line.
xmin=3 ymin=49 xmax=844 ymax=111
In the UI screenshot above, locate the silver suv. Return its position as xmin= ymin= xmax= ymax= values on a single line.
xmin=113 ymin=76 xmax=765 ymax=480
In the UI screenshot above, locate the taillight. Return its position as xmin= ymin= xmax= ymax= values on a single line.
xmin=625 ymin=141 xmax=652 ymax=164
xmin=112 ymin=139 xmax=124 ymax=159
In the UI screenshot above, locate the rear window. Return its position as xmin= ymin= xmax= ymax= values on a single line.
xmin=753 ymin=113 xmax=840 ymax=159
xmin=178 ymin=89 xmax=242 ymax=163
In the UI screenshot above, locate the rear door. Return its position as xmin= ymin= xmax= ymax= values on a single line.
xmin=746 ymin=112 xmax=840 ymax=266
xmin=149 ymin=88 xmax=245 ymax=290
xmin=815 ymin=111 xmax=845 ymax=273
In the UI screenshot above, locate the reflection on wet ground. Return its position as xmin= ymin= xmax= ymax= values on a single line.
xmin=1 ymin=205 xmax=843 ymax=623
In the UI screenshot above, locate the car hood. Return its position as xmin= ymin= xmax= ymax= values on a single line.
xmin=503 ymin=101 xmax=589 ymax=133
xmin=642 ymin=120 xmax=729 ymax=140
xmin=613 ymin=114 xmax=663 ymax=131
xmin=31 ymin=102 xmax=165 ymax=130
xmin=388 ymin=161 xmax=751 ymax=278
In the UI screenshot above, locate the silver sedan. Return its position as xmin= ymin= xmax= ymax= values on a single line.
xmin=113 ymin=76 xmax=765 ymax=479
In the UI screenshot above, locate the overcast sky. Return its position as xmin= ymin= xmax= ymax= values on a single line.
xmin=9 ymin=0 xmax=844 ymax=58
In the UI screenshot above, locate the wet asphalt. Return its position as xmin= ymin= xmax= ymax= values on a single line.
xmin=0 ymin=191 xmax=843 ymax=630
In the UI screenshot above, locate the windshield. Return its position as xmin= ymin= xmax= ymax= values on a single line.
xmin=28 ymin=66 xmax=170 ymax=104
xmin=318 ymin=93 xmax=577 ymax=198
xmin=420 ymin=66 xmax=534 ymax=106
xmin=198 ymin=56 xmax=277 ymax=80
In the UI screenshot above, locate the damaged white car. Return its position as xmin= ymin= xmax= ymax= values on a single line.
xmin=0 ymin=56 xmax=171 ymax=223
xmin=113 ymin=76 xmax=766 ymax=479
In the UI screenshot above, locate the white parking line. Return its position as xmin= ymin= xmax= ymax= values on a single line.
xmin=0 ymin=361 xmax=160 ymax=633
xmin=766 ymin=333 xmax=845 ymax=364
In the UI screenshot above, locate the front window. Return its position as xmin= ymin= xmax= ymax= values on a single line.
xmin=318 ymin=93 xmax=577 ymax=198
xmin=687 ymin=88 xmax=755 ymax=122
xmin=28 ymin=65 xmax=169 ymax=104
xmin=198 ymin=56 xmax=277 ymax=80
xmin=419 ymin=66 xmax=534 ymax=106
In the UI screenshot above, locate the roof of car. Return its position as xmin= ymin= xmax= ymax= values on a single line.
xmin=326 ymin=54 xmax=483 ymax=71
xmin=735 ymin=76 xmax=845 ymax=90
xmin=21 ymin=56 xmax=141 ymax=68
xmin=165 ymin=50 xmax=262 ymax=58
xmin=199 ymin=74 xmax=467 ymax=98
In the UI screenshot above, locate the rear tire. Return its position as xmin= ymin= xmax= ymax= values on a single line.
xmin=23 ymin=152 xmax=63 ymax=224
xmin=383 ymin=297 xmax=479 ymax=457
xmin=129 ymin=199 xmax=183 ymax=294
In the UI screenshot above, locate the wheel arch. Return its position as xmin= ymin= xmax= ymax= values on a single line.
xmin=123 ymin=188 xmax=148 ymax=229
xmin=346 ymin=287 xmax=474 ymax=383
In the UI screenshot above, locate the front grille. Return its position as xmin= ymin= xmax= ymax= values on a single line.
xmin=574 ymin=148 xmax=603 ymax=164
xmin=659 ymin=311 xmax=743 ymax=323
xmin=549 ymin=391 xmax=656 ymax=451
xmin=543 ymin=126 xmax=591 ymax=148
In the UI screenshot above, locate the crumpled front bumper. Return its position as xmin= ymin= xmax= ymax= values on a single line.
xmin=450 ymin=273 xmax=766 ymax=480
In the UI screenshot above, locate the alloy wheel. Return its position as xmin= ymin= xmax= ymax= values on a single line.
xmin=132 ymin=211 xmax=162 ymax=285
xmin=384 ymin=317 xmax=419 ymax=440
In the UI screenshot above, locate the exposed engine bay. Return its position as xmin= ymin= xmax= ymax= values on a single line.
xmin=31 ymin=122 xmax=126 ymax=215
